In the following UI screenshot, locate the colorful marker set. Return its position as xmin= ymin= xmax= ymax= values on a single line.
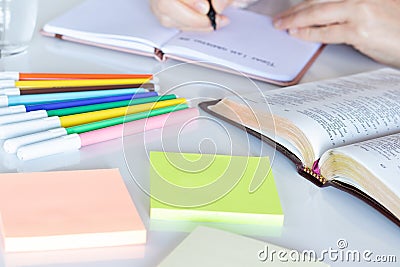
xmin=0 ymin=72 xmax=198 ymax=160
xmin=0 ymin=72 xmax=159 ymax=97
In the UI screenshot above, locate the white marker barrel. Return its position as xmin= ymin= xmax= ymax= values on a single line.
xmin=0 ymin=105 xmax=26 ymax=116
xmin=0 ymin=110 xmax=48 ymax=125
xmin=17 ymin=134 xmax=82 ymax=161
xmin=0 ymin=116 xmax=61 ymax=139
xmin=3 ymin=128 xmax=68 ymax=153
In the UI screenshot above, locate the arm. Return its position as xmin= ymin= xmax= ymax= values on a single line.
xmin=273 ymin=0 xmax=400 ymax=68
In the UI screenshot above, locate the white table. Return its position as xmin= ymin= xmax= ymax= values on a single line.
xmin=0 ymin=1 xmax=398 ymax=267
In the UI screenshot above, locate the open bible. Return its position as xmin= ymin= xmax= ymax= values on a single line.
xmin=199 ymin=68 xmax=400 ymax=226
xmin=41 ymin=0 xmax=322 ymax=85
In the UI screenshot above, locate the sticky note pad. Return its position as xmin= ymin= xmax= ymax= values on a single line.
xmin=158 ymin=226 xmax=329 ymax=267
xmin=150 ymin=152 xmax=283 ymax=226
xmin=0 ymin=169 xmax=146 ymax=252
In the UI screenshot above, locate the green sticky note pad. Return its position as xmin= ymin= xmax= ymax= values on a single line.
xmin=150 ymin=152 xmax=283 ymax=226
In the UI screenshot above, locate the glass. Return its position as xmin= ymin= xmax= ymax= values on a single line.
xmin=0 ymin=0 xmax=37 ymax=57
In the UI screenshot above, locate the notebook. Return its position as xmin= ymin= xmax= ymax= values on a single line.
xmin=158 ymin=226 xmax=329 ymax=267
xmin=149 ymin=151 xmax=284 ymax=226
xmin=41 ymin=0 xmax=322 ymax=85
xmin=0 ymin=169 xmax=146 ymax=252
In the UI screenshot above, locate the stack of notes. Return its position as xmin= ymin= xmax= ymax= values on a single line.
xmin=0 ymin=169 xmax=146 ymax=252
xmin=150 ymin=152 xmax=284 ymax=227
xmin=0 ymin=71 xmax=199 ymax=160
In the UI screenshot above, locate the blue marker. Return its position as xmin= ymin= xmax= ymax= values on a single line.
xmin=0 ymin=88 xmax=148 ymax=107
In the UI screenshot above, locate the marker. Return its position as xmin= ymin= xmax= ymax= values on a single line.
xmin=0 ymin=92 xmax=158 ymax=116
xmin=0 ymin=94 xmax=176 ymax=125
xmin=4 ymin=104 xmax=188 ymax=153
xmin=0 ymin=83 xmax=158 ymax=95
xmin=0 ymin=98 xmax=187 ymax=139
xmin=16 ymin=107 xmax=199 ymax=160
xmin=0 ymin=88 xmax=149 ymax=107
xmin=0 ymin=72 xmax=153 ymax=80
xmin=0 ymin=105 xmax=27 ymax=116
xmin=25 ymin=91 xmax=158 ymax=111
xmin=0 ymin=78 xmax=154 ymax=89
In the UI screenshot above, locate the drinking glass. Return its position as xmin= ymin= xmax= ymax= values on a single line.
xmin=0 ymin=0 xmax=38 ymax=57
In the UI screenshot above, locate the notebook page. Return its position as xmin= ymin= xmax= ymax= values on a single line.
xmin=43 ymin=0 xmax=179 ymax=52
xmin=161 ymin=8 xmax=321 ymax=82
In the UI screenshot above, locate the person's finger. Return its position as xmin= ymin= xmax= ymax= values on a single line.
xmin=180 ymin=0 xmax=210 ymax=14
xmin=274 ymin=1 xmax=350 ymax=30
xmin=161 ymin=0 xmax=213 ymax=28
xmin=288 ymin=23 xmax=352 ymax=44
xmin=212 ymin=0 xmax=233 ymax=13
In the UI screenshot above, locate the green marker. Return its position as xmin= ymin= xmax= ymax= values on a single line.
xmin=3 ymin=104 xmax=189 ymax=154
xmin=0 ymin=94 xmax=177 ymax=125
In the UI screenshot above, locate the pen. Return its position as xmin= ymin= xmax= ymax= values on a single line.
xmin=0 ymin=92 xmax=157 ymax=116
xmin=3 ymin=104 xmax=188 ymax=153
xmin=0 ymin=72 xmax=153 ymax=81
xmin=0 ymin=98 xmax=187 ymax=139
xmin=207 ymin=0 xmax=217 ymax=30
xmin=0 ymin=95 xmax=175 ymax=125
xmin=16 ymin=107 xmax=199 ymax=161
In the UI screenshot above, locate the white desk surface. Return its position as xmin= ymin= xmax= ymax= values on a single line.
xmin=0 ymin=1 xmax=398 ymax=267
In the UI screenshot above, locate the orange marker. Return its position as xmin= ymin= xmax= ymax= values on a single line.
xmin=0 ymin=71 xmax=153 ymax=81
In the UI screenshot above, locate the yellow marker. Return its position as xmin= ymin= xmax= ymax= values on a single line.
xmin=59 ymin=98 xmax=187 ymax=127
xmin=11 ymin=78 xmax=152 ymax=89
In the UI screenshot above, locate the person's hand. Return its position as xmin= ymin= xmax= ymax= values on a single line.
xmin=273 ymin=0 xmax=400 ymax=68
xmin=150 ymin=0 xmax=232 ymax=31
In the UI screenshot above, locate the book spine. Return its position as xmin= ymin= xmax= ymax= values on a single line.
xmin=303 ymin=166 xmax=327 ymax=184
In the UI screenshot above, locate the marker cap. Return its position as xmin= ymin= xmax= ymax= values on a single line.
xmin=0 ymin=105 xmax=26 ymax=116
xmin=0 ymin=95 xmax=9 ymax=107
xmin=3 ymin=128 xmax=68 ymax=154
xmin=0 ymin=72 xmax=19 ymax=80
xmin=17 ymin=134 xmax=82 ymax=161
xmin=0 ymin=80 xmax=15 ymax=88
xmin=0 ymin=87 xmax=20 ymax=95
xmin=0 ymin=116 xmax=61 ymax=139
xmin=0 ymin=110 xmax=48 ymax=125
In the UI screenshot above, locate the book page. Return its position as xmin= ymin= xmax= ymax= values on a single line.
xmin=319 ymin=133 xmax=400 ymax=220
xmin=43 ymin=0 xmax=179 ymax=51
xmin=324 ymin=133 xmax=400 ymax=198
xmin=224 ymin=68 xmax=400 ymax=164
xmin=161 ymin=8 xmax=321 ymax=82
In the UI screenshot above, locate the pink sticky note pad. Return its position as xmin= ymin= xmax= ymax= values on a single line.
xmin=0 ymin=169 xmax=146 ymax=252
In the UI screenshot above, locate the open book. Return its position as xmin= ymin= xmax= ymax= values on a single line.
xmin=41 ymin=0 xmax=322 ymax=85
xmin=199 ymin=68 xmax=400 ymax=226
